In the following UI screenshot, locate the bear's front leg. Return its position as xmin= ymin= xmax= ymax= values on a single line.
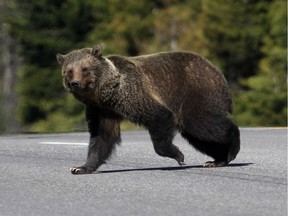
xmin=70 ymin=137 xmax=108 ymax=174
xmin=70 ymin=106 xmax=121 ymax=175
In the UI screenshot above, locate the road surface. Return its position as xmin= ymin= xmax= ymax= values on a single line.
xmin=0 ymin=128 xmax=287 ymax=216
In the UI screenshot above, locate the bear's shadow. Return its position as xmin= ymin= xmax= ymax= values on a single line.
xmin=96 ymin=163 xmax=253 ymax=174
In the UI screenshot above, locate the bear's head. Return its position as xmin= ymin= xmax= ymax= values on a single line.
xmin=56 ymin=45 xmax=116 ymax=98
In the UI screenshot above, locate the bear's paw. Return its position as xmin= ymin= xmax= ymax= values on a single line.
xmin=203 ymin=161 xmax=227 ymax=168
xmin=70 ymin=166 xmax=95 ymax=174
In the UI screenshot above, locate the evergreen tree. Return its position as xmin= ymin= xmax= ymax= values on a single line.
xmin=88 ymin=0 xmax=157 ymax=55
xmin=148 ymin=0 xmax=203 ymax=53
xmin=8 ymin=0 xmax=99 ymax=131
xmin=2 ymin=0 xmax=286 ymax=131
xmin=200 ymin=0 xmax=271 ymax=84
xmin=235 ymin=0 xmax=287 ymax=126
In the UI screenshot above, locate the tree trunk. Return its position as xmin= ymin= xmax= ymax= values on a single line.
xmin=1 ymin=29 xmax=20 ymax=132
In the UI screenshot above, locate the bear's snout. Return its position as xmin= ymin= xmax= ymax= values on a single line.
xmin=70 ymin=81 xmax=80 ymax=91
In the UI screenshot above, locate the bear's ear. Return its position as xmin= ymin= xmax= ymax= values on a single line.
xmin=56 ymin=54 xmax=66 ymax=65
xmin=92 ymin=45 xmax=103 ymax=58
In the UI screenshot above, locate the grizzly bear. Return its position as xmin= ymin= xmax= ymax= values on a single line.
xmin=56 ymin=45 xmax=240 ymax=174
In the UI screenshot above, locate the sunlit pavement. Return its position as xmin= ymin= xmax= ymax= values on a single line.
xmin=0 ymin=128 xmax=286 ymax=216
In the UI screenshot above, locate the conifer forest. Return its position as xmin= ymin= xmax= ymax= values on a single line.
xmin=0 ymin=0 xmax=287 ymax=133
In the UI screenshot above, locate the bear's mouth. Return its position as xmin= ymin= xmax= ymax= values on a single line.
xmin=70 ymin=85 xmax=80 ymax=93
xmin=68 ymin=83 xmax=83 ymax=93
xmin=69 ymin=83 xmax=94 ymax=95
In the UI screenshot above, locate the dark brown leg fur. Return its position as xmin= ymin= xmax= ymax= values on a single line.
xmin=227 ymin=123 xmax=240 ymax=162
xmin=70 ymin=106 xmax=121 ymax=174
xmin=146 ymin=108 xmax=185 ymax=165
xmin=180 ymin=115 xmax=240 ymax=167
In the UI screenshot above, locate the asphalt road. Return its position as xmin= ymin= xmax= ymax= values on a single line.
xmin=0 ymin=128 xmax=287 ymax=216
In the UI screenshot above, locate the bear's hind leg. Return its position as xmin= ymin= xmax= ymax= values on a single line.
xmin=226 ymin=123 xmax=240 ymax=162
xmin=146 ymin=109 xmax=185 ymax=166
xmin=180 ymin=115 xmax=240 ymax=167
xmin=204 ymin=124 xmax=240 ymax=167
xmin=181 ymin=132 xmax=230 ymax=167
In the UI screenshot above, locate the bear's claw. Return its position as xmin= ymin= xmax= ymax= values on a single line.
xmin=70 ymin=166 xmax=94 ymax=174
xmin=203 ymin=161 xmax=227 ymax=168
xmin=178 ymin=161 xmax=186 ymax=166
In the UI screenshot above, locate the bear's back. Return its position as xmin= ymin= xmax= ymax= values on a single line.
xmin=132 ymin=51 xmax=227 ymax=91
xmin=132 ymin=52 xmax=232 ymax=114
xmin=107 ymin=52 xmax=232 ymax=117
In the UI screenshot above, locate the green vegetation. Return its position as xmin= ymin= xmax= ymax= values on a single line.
xmin=0 ymin=0 xmax=286 ymax=133
xmin=235 ymin=0 xmax=287 ymax=126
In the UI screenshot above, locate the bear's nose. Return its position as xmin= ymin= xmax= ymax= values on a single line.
xmin=70 ymin=81 xmax=80 ymax=89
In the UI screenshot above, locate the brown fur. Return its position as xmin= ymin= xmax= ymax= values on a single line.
xmin=57 ymin=45 xmax=240 ymax=174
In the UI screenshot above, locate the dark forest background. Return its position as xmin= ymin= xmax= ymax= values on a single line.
xmin=0 ymin=0 xmax=287 ymax=133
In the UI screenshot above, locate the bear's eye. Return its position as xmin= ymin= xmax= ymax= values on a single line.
xmin=67 ymin=69 xmax=73 ymax=76
xmin=82 ymin=67 xmax=88 ymax=73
